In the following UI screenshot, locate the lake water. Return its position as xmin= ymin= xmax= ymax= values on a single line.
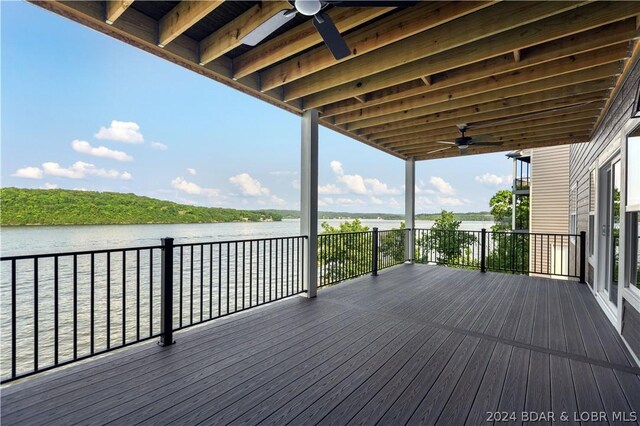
xmin=0 ymin=219 xmax=494 ymax=379
xmin=0 ymin=219 xmax=494 ymax=257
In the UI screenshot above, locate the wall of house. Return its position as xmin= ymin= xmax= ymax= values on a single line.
xmin=531 ymin=146 xmax=570 ymax=234
xmin=570 ymin=53 xmax=640 ymax=359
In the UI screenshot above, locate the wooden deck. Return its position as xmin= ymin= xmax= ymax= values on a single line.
xmin=2 ymin=264 xmax=639 ymax=425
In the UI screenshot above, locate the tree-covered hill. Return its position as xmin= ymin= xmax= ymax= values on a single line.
xmin=261 ymin=209 xmax=493 ymax=221
xmin=0 ymin=188 xmax=282 ymax=226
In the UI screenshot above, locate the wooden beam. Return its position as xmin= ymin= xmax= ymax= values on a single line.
xmin=381 ymin=115 xmax=599 ymax=148
xmin=158 ymin=1 xmax=224 ymax=48
xmin=395 ymin=124 xmax=595 ymax=154
xmin=334 ymin=47 xmax=626 ymax=125
xmin=321 ymin=19 xmax=638 ymax=117
xmin=420 ymin=76 xmax=432 ymax=86
xmin=260 ymin=1 xmax=492 ymax=93
xmin=364 ymin=93 xmax=607 ymax=140
xmin=413 ymin=136 xmax=590 ymax=161
xmin=345 ymin=63 xmax=619 ymax=130
xmin=354 ymin=95 xmax=366 ymax=104
xmin=284 ymin=1 xmax=584 ymax=101
xmin=303 ymin=2 xmax=640 ymax=109
xmin=232 ymin=6 xmax=393 ymax=80
xmin=105 ymin=0 xmax=133 ymax=25
xmin=199 ymin=1 xmax=290 ymax=66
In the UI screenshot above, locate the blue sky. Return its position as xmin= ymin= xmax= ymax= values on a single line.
xmin=1 ymin=1 xmax=513 ymax=213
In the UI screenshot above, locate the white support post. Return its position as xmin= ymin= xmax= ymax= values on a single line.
xmin=301 ymin=110 xmax=319 ymax=298
xmin=405 ymin=158 xmax=415 ymax=262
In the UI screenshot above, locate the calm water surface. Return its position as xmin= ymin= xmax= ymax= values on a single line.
xmin=0 ymin=219 xmax=494 ymax=256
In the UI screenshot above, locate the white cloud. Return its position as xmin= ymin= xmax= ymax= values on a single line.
xmin=71 ymin=140 xmax=133 ymax=162
xmin=292 ymin=179 xmax=301 ymax=189
xmin=42 ymin=183 xmax=58 ymax=189
xmin=475 ymin=173 xmax=512 ymax=186
xmin=370 ymin=196 xmax=384 ymax=205
xmin=318 ymin=184 xmax=342 ymax=195
xmin=389 ymin=197 xmax=401 ymax=208
xmin=329 ymin=160 xmax=400 ymax=195
xmin=229 ymin=173 xmax=270 ymax=196
xmin=170 ymin=176 xmax=219 ymax=197
xmin=438 ymin=196 xmax=465 ymax=206
xmin=94 ymin=120 xmax=144 ymax=143
xmin=12 ymin=166 xmax=43 ymax=179
xmin=41 ymin=161 xmax=131 ymax=180
xmin=150 ymin=142 xmax=168 ymax=150
xmin=430 ymin=176 xmax=455 ymax=194
xmin=270 ymin=195 xmax=287 ymax=206
xmin=187 ymin=168 xmax=197 ymax=176
xmin=417 ymin=196 xmax=433 ymax=209
xmin=364 ymin=178 xmax=402 ymax=195
xmin=336 ymin=197 xmax=366 ymax=207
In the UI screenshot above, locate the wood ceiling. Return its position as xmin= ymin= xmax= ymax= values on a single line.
xmin=32 ymin=1 xmax=640 ymax=160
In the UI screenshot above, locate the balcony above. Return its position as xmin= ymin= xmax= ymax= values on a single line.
xmin=2 ymin=264 xmax=638 ymax=424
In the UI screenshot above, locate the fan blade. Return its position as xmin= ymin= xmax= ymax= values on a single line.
xmin=470 ymin=141 xmax=504 ymax=146
xmin=435 ymin=141 xmax=456 ymax=145
xmin=425 ymin=146 xmax=452 ymax=155
xmin=313 ymin=12 xmax=351 ymax=59
xmin=332 ymin=1 xmax=418 ymax=6
xmin=241 ymin=9 xmax=296 ymax=46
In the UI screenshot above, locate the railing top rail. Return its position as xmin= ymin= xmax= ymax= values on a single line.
xmin=318 ymin=230 xmax=374 ymax=236
xmin=486 ymin=231 xmax=581 ymax=238
xmin=172 ymin=234 xmax=307 ymax=248
xmin=0 ymin=244 xmax=164 ymax=261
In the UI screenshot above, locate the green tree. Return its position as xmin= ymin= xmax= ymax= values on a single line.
xmin=318 ymin=219 xmax=372 ymax=283
xmin=487 ymin=189 xmax=529 ymax=273
xmin=416 ymin=210 xmax=477 ymax=266
xmin=379 ymin=221 xmax=407 ymax=264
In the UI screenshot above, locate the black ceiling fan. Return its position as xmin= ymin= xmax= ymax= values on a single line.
xmin=241 ymin=1 xmax=417 ymax=60
xmin=427 ymin=124 xmax=503 ymax=156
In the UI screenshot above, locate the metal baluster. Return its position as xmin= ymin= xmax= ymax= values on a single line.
xmin=122 ymin=251 xmax=126 ymax=346
xmin=136 ymin=250 xmax=140 ymax=342
xmin=54 ymin=256 xmax=59 ymax=364
xmin=107 ymin=252 xmax=111 ymax=350
xmin=91 ymin=253 xmax=95 ymax=354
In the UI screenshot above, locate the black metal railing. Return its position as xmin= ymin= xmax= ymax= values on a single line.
xmin=413 ymin=228 xmax=586 ymax=280
xmin=0 ymin=235 xmax=305 ymax=383
xmin=318 ymin=228 xmax=408 ymax=287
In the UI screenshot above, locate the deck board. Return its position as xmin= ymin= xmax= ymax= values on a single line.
xmin=2 ymin=264 xmax=639 ymax=425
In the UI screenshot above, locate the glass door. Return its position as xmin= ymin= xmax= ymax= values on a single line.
xmin=598 ymin=159 xmax=620 ymax=309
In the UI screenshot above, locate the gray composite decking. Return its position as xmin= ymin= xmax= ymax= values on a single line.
xmin=2 ymin=264 xmax=640 ymax=425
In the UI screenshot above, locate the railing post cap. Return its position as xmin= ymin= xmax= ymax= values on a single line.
xmin=161 ymin=237 xmax=174 ymax=244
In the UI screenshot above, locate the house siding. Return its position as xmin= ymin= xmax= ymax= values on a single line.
xmin=570 ymin=52 xmax=640 ymax=360
xmin=531 ymin=146 xmax=570 ymax=235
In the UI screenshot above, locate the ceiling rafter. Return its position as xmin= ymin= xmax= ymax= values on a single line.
xmin=321 ymin=19 xmax=638 ymax=117
xmin=286 ymin=1 xmax=585 ymax=102
xmin=232 ymin=6 xmax=393 ymax=80
xmin=158 ymin=1 xmax=224 ymax=48
xmin=259 ymin=1 xmax=492 ymax=92
xmin=199 ymin=1 xmax=290 ymax=66
xmin=105 ymin=0 xmax=133 ymax=25
xmin=302 ymin=1 xmax=640 ymax=109
xmin=334 ymin=47 xmax=626 ymax=126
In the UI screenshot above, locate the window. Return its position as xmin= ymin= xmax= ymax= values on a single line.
xmin=627 ymin=129 xmax=640 ymax=293
xmin=589 ymin=169 xmax=596 ymax=256
xmin=570 ymin=183 xmax=577 ymax=241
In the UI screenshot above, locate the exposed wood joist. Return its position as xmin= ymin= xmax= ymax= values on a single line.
xmin=354 ymin=96 xmax=366 ymax=104
xmin=321 ymin=19 xmax=638 ymax=117
xmin=420 ymin=76 xmax=432 ymax=86
xmin=105 ymin=0 xmax=133 ymax=25
xmin=364 ymin=93 xmax=607 ymax=140
xmin=303 ymin=1 xmax=640 ymax=109
xmin=232 ymin=6 xmax=393 ymax=80
xmin=260 ymin=1 xmax=492 ymax=93
xmin=357 ymin=78 xmax=614 ymax=137
xmin=381 ymin=115 xmax=599 ymax=148
xmin=334 ymin=47 xmax=626 ymax=126
xmin=396 ymin=125 xmax=595 ymax=155
xmin=369 ymin=104 xmax=603 ymax=144
xmin=158 ymin=1 xmax=224 ymax=48
xmin=286 ymin=1 xmax=585 ymax=102
xmin=413 ymin=136 xmax=590 ymax=160
xmin=199 ymin=1 xmax=290 ymax=66
xmin=346 ymin=63 xmax=620 ymax=130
